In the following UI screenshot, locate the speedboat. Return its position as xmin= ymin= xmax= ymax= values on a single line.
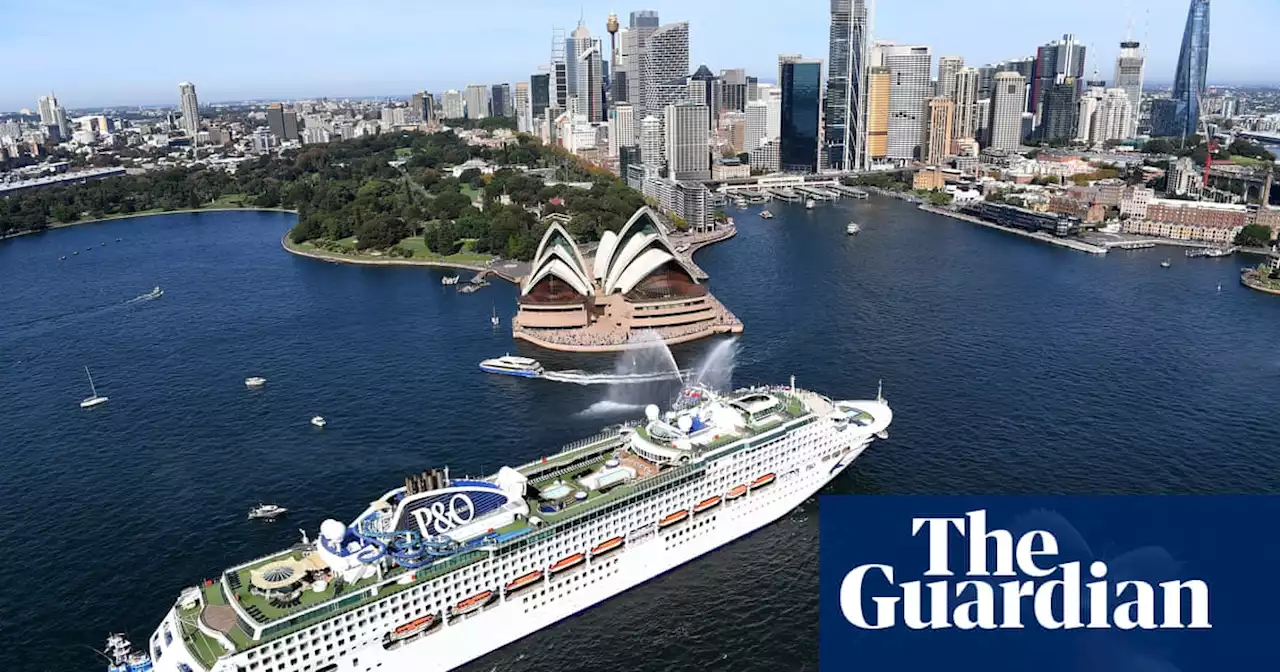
xmin=245 ymin=376 xmax=267 ymax=388
xmin=147 ymin=286 xmax=164 ymax=299
xmin=479 ymin=355 xmax=543 ymax=377
xmin=805 ymin=199 xmax=816 ymax=210
xmin=248 ymin=503 xmax=287 ymax=520
xmin=846 ymin=222 xmax=861 ymax=235
xmin=760 ymin=210 xmax=774 ymax=219
xmin=311 ymin=415 xmax=327 ymax=428
xmin=1160 ymin=259 xmax=1171 ymax=268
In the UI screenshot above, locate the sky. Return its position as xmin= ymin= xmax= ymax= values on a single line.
xmin=4 ymin=0 xmax=1276 ymax=112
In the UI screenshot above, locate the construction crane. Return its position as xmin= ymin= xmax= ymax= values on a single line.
xmin=1199 ymin=96 xmax=1217 ymax=190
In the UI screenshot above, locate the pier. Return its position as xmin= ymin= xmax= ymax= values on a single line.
xmin=768 ymin=189 xmax=803 ymax=203
xmin=918 ymin=204 xmax=1109 ymax=255
xmin=795 ymin=186 xmax=838 ymax=201
xmin=829 ymin=184 xmax=869 ymax=199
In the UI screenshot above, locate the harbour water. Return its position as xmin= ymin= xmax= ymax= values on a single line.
xmin=1 ymin=200 xmax=1277 ymax=672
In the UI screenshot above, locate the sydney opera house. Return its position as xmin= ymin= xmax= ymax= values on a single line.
xmin=512 ymin=207 xmax=742 ymax=352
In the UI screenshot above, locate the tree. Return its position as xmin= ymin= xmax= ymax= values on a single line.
xmin=1234 ymin=224 xmax=1274 ymax=248
xmin=431 ymin=220 xmax=458 ymax=255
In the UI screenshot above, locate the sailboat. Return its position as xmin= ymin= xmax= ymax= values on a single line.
xmin=491 ymin=304 xmax=500 ymax=327
xmin=80 ymin=367 xmax=108 ymax=408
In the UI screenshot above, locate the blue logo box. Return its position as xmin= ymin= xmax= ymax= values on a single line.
xmin=819 ymin=496 xmax=1280 ymax=671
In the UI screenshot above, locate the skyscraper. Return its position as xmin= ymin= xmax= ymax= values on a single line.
xmin=640 ymin=114 xmax=664 ymax=174
xmin=490 ymin=84 xmax=511 ymax=117
xmin=643 ymin=22 xmax=689 ymax=122
xmin=824 ymin=0 xmax=873 ymax=171
xmin=267 ymin=103 xmax=286 ymax=139
xmin=178 ymin=82 xmax=200 ymax=136
xmin=876 ymin=42 xmax=932 ymax=162
xmin=577 ymin=43 xmax=605 ymax=121
xmin=551 ymin=27 xmax=569 ymax=111
xmin=620 ymin=10 xmax=660 ymax=111
xmin=531 ymin=73 xmax=551 ymax=118
xmin=464 ymin=85 xmax=490 ymax=119
xmin=778 ymin=55 xmax=822 ymax=173
xmin=865 ymin=67 xmax=890 ymax=160
xmin=37 ymin=93 xmax=71 ymax=140
xmin=937 ymin=56 xmax=965 ymax=100
xmin=1153 ymin=0 xmax=1210 ymax=138
xmin=1032 ymin=35 xmax=1086 ymax=121
xmin=745 ymin=100 xmax=771 ymax=153
xmin=989 ymin=71 xmax=1026 ymax=150
xmin=952 ymin=68 xmax=981 ymax=140
xmin=515 ymin=82 xmax=530 ymax=131
xmin=411 ymin=92 xmax=428 ymax=122
xmin=926 ymin=98 xmax=954 ymax=164
xmin=566 ymin=20 xmax=594 ymax=102
xmin=1040 ymin=78 xmax=1080 ymax=141
xmin=664 ymin=102 xmax=710 ymax=181
xmin=610 ymin=104 xmax=637 ymax=152
xmin=442 ymin=90 xmax=465 ymax=119
xmin=282 ymin=109 xmax=299 ymax=141
xmin=1113 ymin=41 xmax=1145 ymax=137
xmin=687 ymin=66 xmax=721 ymax=129
xmin=721 ymin=69 xmax=748 ymax=113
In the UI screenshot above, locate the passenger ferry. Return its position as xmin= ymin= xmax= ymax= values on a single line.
xmin=120 ymin=380 xmax=892 ymax=672
xmin=478 ymin=355 xmax=544 ymax=378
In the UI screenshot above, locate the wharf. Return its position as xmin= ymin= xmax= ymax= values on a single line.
xmin=829 ymin=185 xmax=869 ymax=199
xmin=768 ymin=189 xmax=803 ymax=203
xmin=919 ymin=204 xmax=1109 ymax=255
xmin=795 ymin=186 xmax=838 ymax=201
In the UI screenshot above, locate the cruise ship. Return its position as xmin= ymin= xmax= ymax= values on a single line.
xmin=126 ymin=380 xmax=892 ymax=672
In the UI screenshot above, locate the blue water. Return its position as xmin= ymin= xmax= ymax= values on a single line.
xmin=1 ymin=202 xmax=1276 ymax=672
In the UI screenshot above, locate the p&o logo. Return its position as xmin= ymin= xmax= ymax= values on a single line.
xmin=415 ymin=493 xmax=476 ymax=535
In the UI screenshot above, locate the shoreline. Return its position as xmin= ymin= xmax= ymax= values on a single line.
xmin=918 ymin=204 xmax=1110 ymax=255
xmin=1 ymin=206 xmax=297 ymax=241
xmin=280 ymin=235 xmax=521 ymax=283
xmin=1241 ymin=271 xmax=1280 ymax=296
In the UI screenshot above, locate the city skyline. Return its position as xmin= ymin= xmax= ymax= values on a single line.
xmin=4 ymin=0 xmax=1278 ymax=112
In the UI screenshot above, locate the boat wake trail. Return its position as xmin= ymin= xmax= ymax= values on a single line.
xmin=541 ymin=369 xmax=692 ymax=385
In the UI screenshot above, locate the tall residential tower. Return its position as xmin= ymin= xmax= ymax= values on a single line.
xmin=1152 ymin=0 xmax=1210 ymax=138
xmin=824 ymin=0 xmax=874 ymax=171
xmin=178 ymin=82 xmax=200 ymax=136
xmin=1113 ymin=41 xmax=1145 ymax=137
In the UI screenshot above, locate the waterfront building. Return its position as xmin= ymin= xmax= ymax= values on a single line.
xmin=1119 ymin=185 xmax=1154 ymax=219
xmin=442 ymin=90 xmax=465 ymax=119
xmin=464 ymin=85 xmax=490 ymax=120
xmin=1124 ymin=198 xmax=1246 ymax=244
xmin=513 ymin=208 xmax=738 ymax=349
xmin=750 ymin=139 xmax=781 ymax=173
xmin=1113 ymin=41 xmax=1145 ymax=137
xmin=778 ymin=54 xmax=823 ymax=173
xmin=926 ymin=98 xmax=954 ymax=165
xmin=1032 ymin=35 xmax=1086 ymax=122
xmin=937 ymin=56 xmax=964 ymax=100
xmin=866 ymin=67 xmax=890 ymax=160
xmin=968 ymin=201 xmax=1084 ymax=237
xmin=989 ymin=72 xmax=1026 ymax=151
xmin=664 ymin=102 xmax=710 ymax=181
xmin=1040 ymin=78 xmax=1080 ymax=142
xmin=643 ymin=22 xmax=690 ymax=123
xmin=1152 ymin=0 xmax=1210 ymax=138
xmin=515 ymin=83 xmax=530 ymax=131
xmin=745 ymin=100 xmax=771 ymax=154
xmin=952 ymin=68 xmax=981 ymax=141
xmin=824 ymin=0 xmax=874 ymax=170
xmin=531 ymin=73 xmax=551 ymax=120
xmin=712 ymin=158 xmax=750 ymax=180
xmin=178 ymin=82 xmax=199 ymax=136
xmin=875 ymin=42 xmax=932 ymax=162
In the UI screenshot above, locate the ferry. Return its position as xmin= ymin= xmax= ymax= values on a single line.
xmin=478 ymin=355 xmax=543 ymax=378
xmin=118 ymin=379 xmax=891 ymax=672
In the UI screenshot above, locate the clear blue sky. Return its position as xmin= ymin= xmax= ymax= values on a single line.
xmin=5 ymin=0 xmax=1274 ymax=112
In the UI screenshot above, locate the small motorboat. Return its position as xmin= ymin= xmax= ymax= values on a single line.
xmin=846 ymin=222 xmax=861 ymax=235
xmin=1160 ymin=259 xmax=1171 ymax=268
xmin=441 ymin=275 xmax=459 ymax=285
xmin=805 ymin=199 xmax=816 ymax=210
xmin=490 ymin=304 xmax=500 ymax=327
xmin=60 ymin=256 xmax=67 ymax=261
xmin=760 ymin=210 xmax=774 ymax=219
xmin=311 ymin=415 xmax=327 ymax=428
xmin=245 ymin=376 xmax=267 ymax=388
xmin=147 ymin=286 xmax=164 ymax=299
xmin=248 ymin=503 xmax=287 ymax=520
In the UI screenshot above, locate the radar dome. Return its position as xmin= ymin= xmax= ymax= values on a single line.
xmin=321 ymin=519 xmax=346 ymax=542
xmin=676 ymin=415 xmax=693 ymax=432
xmin=645 ymin=404 xmax=660 ymax=421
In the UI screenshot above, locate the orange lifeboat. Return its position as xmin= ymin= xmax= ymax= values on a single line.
xmin=726 ymin=485 xmax=748 ymax=500
xmin=590 ymin=536 xmax=625 ymax=556
xmin=658 ymin=509 xmax=689 ymax=528
xmin=390 ymin=614 xmax=436 ymax=639
xmin=750 ymin=473 xmax=776 ymax=489
xmin=504 ymin=571 xmax=542 ymax=594
xmin=694 ymin=495 xmax=721 ymax=513
xmin=549 ymin=552 xmax=585 ymax=574
xmin=451 ymin=590 xmax=493 ymax=616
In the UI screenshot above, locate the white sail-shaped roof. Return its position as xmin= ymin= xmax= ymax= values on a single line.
xmin=593 ymin=230 xmax=619 ymax=281
xmin=598 ymin=207 xmax=698 ymax=295
xmin=522 ymin=223 xmax=594 ymax=297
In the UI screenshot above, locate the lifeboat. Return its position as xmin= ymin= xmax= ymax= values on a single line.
xmin=450 ymin=590 xmax=494 ymax=617
xmin=726 ymin=485 xmax=748 ymax=500
xmin=658 ymin=509 xmax=689 ymax=528
xmin=694 ymin=496 xmax=721 ymax=513
xmin=549 ymin=552 xmax=585 ymax=574
xmin=389 ymin=614 xmax=437 ymax=640
xmin=750 ymin=473 xmax=776 ymax=489
xmin=504 ymin=570 xmax=543 ymax=594
xmin=590 ymin=536 xmax=625 ymax=557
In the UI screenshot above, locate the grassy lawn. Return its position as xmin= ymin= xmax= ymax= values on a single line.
xmin=394 ymin=147 xmax=414 ymax=158
xmin=1229 ymin=156 xmax=1272 ymax=169
xmin=178 ymin=607 xmax=227 ymax=669
xmin=460 ymin=184 xmax=481 ymax=201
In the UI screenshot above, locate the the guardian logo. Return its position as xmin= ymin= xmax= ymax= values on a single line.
xmin=840 ymin=510 xmax=1212 ymax=631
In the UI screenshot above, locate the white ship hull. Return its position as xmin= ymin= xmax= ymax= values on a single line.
xmin=146 ymin=394 xmax=890 ymax=672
